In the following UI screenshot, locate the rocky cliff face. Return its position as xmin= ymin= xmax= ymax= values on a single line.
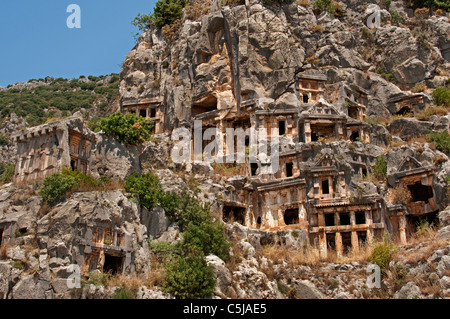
xmin=119 ymin=0 xmax=448 ymax=124
xmin=0 ymin=0 xmax=449 ymax=299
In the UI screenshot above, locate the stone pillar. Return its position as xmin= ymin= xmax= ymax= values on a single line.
xmin=319 ymin=231 xmax=327 ymax=259
xmin=351 ymin=231 xmax=359 ymax=253
xmin=399 ymin=214 xmax=407 ymax=245
xmin=366 ymin=210 xmax=374 ymax=243
xmin=335 ymin=232 xmax=343 ymax=258
xmin=304 ymin=121 xmax=311 ymax=143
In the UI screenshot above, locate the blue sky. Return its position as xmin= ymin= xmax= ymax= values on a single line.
xmin=0 ymin=0 xmax=157 ymax=87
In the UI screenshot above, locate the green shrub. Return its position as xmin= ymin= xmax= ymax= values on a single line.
xmin=373 ymin=155 xmax=387 ymax=180
xmin=149 ymin=241 xmax=181 ymax=262
xmin=389 ymin=10 xmax=404 ymax=25
xmin=313 ymin=0 xmax=345 ymax=18
xmin=361 ymin=27 xmax=374 ymax=42
xmin=427 ymin=130 xmax=450 ymax=154
xmin=124 ymin=172 xmax=165 ymax=210
xmin=39 ymin=173 xmax=77 ymax=203
xmin=112 ymin=287 xmax=135 ymax=299
xmin=368 ymin=235 xmax=396 ymax=274
xmin=410 ymin=0 xmax=449 ymax=11
xmin=162 ymin=253 xmax=215 ymax=299
xmin=39 ymin=168 xmax=102 ymax=203
xmin=87 ymin=116 xmax=102 ymax=133
xmin=432 ymin=86 xmax=450 ymax=107
xmin=0 ymin=163 xmax=15 ymax=184
xmin=183 ymin=219 xmax=231 ymax=261
xmin=85 ymin=272 xmax=110 ymax=286
xmin=151 ymin=0 xmax=186 ymax=29
xmin=131 ymin=13 xmax=154 ymax=32
xmin=0 ymin=134 xmax=10 ymax=146
xmin=375 ymin=68 xmax=396 ymax=83
xmin=125 ymin=173 xmax=231 ymax=298
xmin=98 ymin=112 xmax=154 ymax=145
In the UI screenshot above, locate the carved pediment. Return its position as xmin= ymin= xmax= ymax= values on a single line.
xmin=309 ymin=99 xmax=341 ymax=116
xmin=398 ymin=156 xmax=422 ymax=172
xmin=315 ymin=153 xmax=336 ymax=167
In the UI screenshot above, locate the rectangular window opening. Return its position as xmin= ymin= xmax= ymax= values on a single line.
xmin=278 ymin=121 xmax=286 ymax=136
xmin=286 ymin=162 xmax=293 ymax=177
xmin=339 ymin=212 xmax=351 ymax=225
xmin=322 ymin=179 xmax=330 ymax=195
xmin=325 ymin=213 xmax=335 ymax=227
xmin=355 ymin=211 xmax=366 ymax=225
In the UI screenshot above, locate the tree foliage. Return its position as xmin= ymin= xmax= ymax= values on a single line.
xmin=0 ymin=75 xmax=119 ymax=127
xmin=373 ymin=155 xmax=387 ymax=180
xmin=427 ymin=130 xmax=450 ymax=154
xmin=0 ymin=163 xmax=15 ymax=185
xmin=132 ymin=0 xmax=186 ymax=31
xmin=152 ymin=0 xmax=186 ymax=28
xmin=98 ymin=112 xmax=154 ymax=145
xmin=39 ymin=172 xmax=77 ymax=203
xmin=162 ymin=252 xmax=215 ymax=299
xmin=125 ymin=173 xmax=231 ymax=298
xmin=432 ymin=86 xmax=450 ymax=107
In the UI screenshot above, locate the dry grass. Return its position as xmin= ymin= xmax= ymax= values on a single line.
xmin=309 ymin=24 xmax=324 ymax=32
xmin=107 ymin=273 xmax=146 ymax=294
xmin=212 ymin=163 xmax=247 ymax=177
xmin=260 ymin=242 xmax=375 ymax=267
xmin=225 ymin=239 xmax=245 ymax=271
xmin=388 ymin=186 xmax=412 ymax=205
xmin=0 ymin=241 xmax=11 ymax=260
xmin=414 ymin=106 xmax=450 ymax=121
xmin=394 ymin=237 xmax=449 ymax=264
xmin=297 ymin=0 xmax=311 ymax=6
xmin=144 ymin=258 xmax=166 ymax=288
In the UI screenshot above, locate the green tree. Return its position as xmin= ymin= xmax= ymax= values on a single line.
xmin=124 ymin=172 xmax=164 ymax=210
xmin=373 ymin=155 xmax=387 ymax=180
xmin=131 ymin=13 xmax=154 ymax=32
xmin=98 ymin=112 xmax=154 ymax=145
xmin=39 ymin=173 xmax=77 ymax=203
xmin=411 ymin=0 xmax=449 ymax=11
xmin=182 ymin=219 xmax=231 ymax=261
xmin=427 ymin=130 xmax=450 ymax=154
xmin=162 ymin=252 xmax=215 ymax=299
xmin=151 ymin=0 xmax=186 ymax=28
xmin=368 ymin=235 xmax=396 ymax=274
xmin=432 ymin=86 xmax=450 ymax=107
xmin=0 ymin=163 xmax=15 ymax=184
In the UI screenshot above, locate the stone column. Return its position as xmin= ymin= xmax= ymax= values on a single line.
xmin=319 ymin=231 xmax=327 ymax=259
xmin=304 ymin=121 xmax=311 ymax=143
xmin=351 ymin=231 xmax=359 ymax=253
xmin=399 ymin=214 xmax=407 ymax=245
xmin=335 ymin=232 xmax=343 ymax=258
xmin=350 ymin=211 xmax=359 ymax=252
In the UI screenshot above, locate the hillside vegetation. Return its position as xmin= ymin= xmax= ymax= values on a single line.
xmin=0 ymin=74 xmax=120 ymax=127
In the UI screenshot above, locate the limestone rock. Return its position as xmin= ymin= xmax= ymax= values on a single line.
xmin=136 ymin=286 xmax=173 ymax=299
xmin=206 ymin=254 xmax=235 ymax=298
xmin=292 ymin=279 xmax=324 ymax=299
xmin=387 ymin=118 xmax=433 ymax=140
xmin=88 ymin=133 xmax=141 ymax=180
xmin=393 ymin=282 xmax=422 ymax=299
xmin=12 ymin=274 xmax=49 ymax=299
